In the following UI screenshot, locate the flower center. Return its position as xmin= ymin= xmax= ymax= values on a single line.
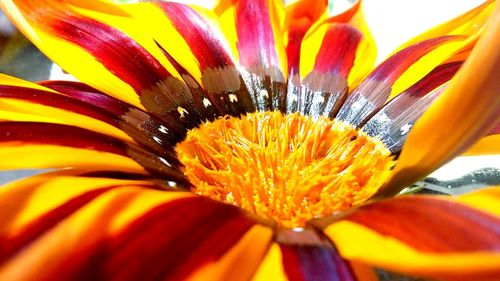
xmin=175 ymin=111 xmax=394 ymax=227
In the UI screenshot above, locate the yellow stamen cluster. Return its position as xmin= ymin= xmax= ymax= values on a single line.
xmin=175 ymin=111 xmax=394 ymax=227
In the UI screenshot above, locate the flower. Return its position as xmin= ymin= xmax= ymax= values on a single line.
xmin=0 ymin=0 xmax=499 ymax=280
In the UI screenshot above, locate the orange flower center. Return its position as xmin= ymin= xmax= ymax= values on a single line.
xmin=175 ymin=111 xmax=394 ymax=227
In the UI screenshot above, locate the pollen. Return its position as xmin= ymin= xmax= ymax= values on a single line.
xmin=175 ymin=111 xmax=394 ymax=228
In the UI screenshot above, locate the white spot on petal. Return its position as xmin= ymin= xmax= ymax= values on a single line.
xmin=167 ymin=181 xmax=177 ymax=187
xmin=159 ymin=157 xmax=172 ymax=167
xmin=229 ymin=94 xmax=238 ymax=103
xmin=158 ymin=125 xmax=169 ymax=134
xmin=203 ymin=98 xmax=212 ymax=108
xmin=153 ymin=136 xmax=163 ymax=144
xmin=400 ymin=124 xmax=412 ymax=135
xmin=177 ymin=106 xmax=188 ymax=118
xmin=260 ymin=89 xmax=269 ymax=98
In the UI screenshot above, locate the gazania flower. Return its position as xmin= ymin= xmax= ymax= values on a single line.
xmin=0 ymin=0 xmax=499 ymax=280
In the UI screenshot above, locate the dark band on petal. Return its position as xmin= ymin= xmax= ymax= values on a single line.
xmin=50 ymin=16 xmax=170 ymax=92
xmin=346 ymin=197 xmax=500 ymax=252
xmin=158 ymin=2 xmax=234 ymax=70
xmin=0 ymin=122 xmax=128 ymax=155
xmin=313 ymin=24 xmax=362 ymax=78
xmin=276 ymin=228 xmax=355 ymax=281
xmin=0 ymin=186 xmax=118 ymax=264
xmin=336 ymin=36 xmax=463 ymax=127
xmin=0 ymin=85 xmax=118 ymax=126
xmin=363 ymin=62 xmax=463 ymax=152
xmin=43 ymin=197 xmax=255 ymax=281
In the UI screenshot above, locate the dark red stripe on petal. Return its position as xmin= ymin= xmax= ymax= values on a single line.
xmin=0 ymin=85 xmax=118 ymax=126
xmin=286 ymin=18 xmax=312 ymax=75
xmin=369 ymin=35 xmax=463 ymax=84
xmin=44 ymin=197 xmax=255 ymax=281
xmin=313 ymin=24 xmax=362 ymax=78
xmin=285 ymin=0 xmax=329 ymax=74
xmin=236 ymin=0 xmax=279 ymax=70
xmin=404 ymin=61 xmax=463 ymax=98
xmin=0 ymin=121 xmax=186 ymax=182
xmin=363 ymin=62 xmax=462 ymax=152
xmin=286 ymin=0 xmax=360 ymax=75
xmin=281 ymin=244 xmax=355 ymax=281
xmin=49 ymin=16 xmax=170 ymax=92
xmin=158 ymin=3 xmax=233 ymax=70
xmin=0 ymin=122 xmax=128 ymax=155
xmin=40 ymin=81 xmax=188 ymax=147
xmin=0 ymin=187 xmax=116 ymax=264
xmin=39 ymin=81 xmax=130 ymax=116
xmin=276 ymin=228 xmax=355 ymax=281
xmin=347 ymin=196 xmax=500 ymax=252
xmin=336 ymin=36 xmax=462 ymax=127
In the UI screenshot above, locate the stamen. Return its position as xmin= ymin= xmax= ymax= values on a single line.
xmin=175 ymin=111 xmax=394 ymax=227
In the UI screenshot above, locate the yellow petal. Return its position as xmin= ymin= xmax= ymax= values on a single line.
xmin=0 ymin=75 xmax=133 ymax=142
xmin=0 ymin=0 xmax=182 ymax=109
xmin=252 ymin=243 xmax=289 ymax=281
xmin=323 ymin=191 xmax=500 ymax=280
xmin=0 ymin=144 xmax=145 ymax=173
xmin=381 ymin=4 xmax=500 ymax=196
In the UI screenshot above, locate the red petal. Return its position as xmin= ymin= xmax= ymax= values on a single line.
xmin=273 ymin=228 xmax=357 ymax=281
xmin=363 ymin=61 xmax=463 ymax=152
xmin=346 ymin=196 xmax=500 ymax=252
xmin=336 ymin=35 xmax=463 ymax=127
xmin=42 ymin=197 xmax=257 ymax=281
xmin=0 ymin=122 xmax=186 ymax=183
xmin=313 ymin=24 xmax=362 ymax=78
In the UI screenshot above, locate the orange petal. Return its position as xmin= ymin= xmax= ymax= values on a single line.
xmin=381 ymin=5 xmax=500 ymax=195
xmin=0 ymin=171 xmax=156 ymax=265
xmin=0 ymin=185 xmax=266 ymax=281
xmin=0 ymin=0 xmax=181 ymax=109
xmin=0 ymin=122 xmax=187 ymax=183
xmin=336 ymin=35 xmax=462 ymax=128
xmin=253 ymin=228 xmax=376 ymax=281
xmin=0 ymin=74 xmax=133 ymax=142
xmin=463 ymin=124 xmax=500 ymax=156
xmin=320 ymin=191 xmax=500 ymax=280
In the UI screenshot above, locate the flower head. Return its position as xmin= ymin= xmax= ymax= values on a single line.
xmin=0 ymin=0 xmax=499 ymax=280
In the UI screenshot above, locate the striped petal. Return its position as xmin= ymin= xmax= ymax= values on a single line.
xmin=283 ymin=0 xmax=329 ymax=75
xmin=396 ymin=0 xmax=495 ymax=50
xmin=218 ymin=0 xmax=287 ymax=111
xmin=386 ymin=0 xmax=495 ymax=98
xmin=0 ymin=0 xmax=191 ymax=112
xmin=150 ymin=2 xmax=255 ymax=116
xmin=318 ymin=189 xmax=500 ymax=280
xmin=0 ymin=75 xmax=133 ymax=142
xmin=252 ymin=228 xmax=375 ymax=281
xmin=0 ymin=171 xmax=156 ymax=265
xmin=363 ymin=61 xmax=463 ymax=153
xmin=39 ymin=80 xmax=187 ymax=148
xmin=382 ymin=6 xmax=500 ymax=195
xmin=0 ymin=122 xmax=187 ymax=183
xmin=0 ymin=177 xmax=271 ymax=281
xmin=293 ymin=23 xmax=362 ymax=117
xmin=336 ymin=35 xmax=463 ymax=128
